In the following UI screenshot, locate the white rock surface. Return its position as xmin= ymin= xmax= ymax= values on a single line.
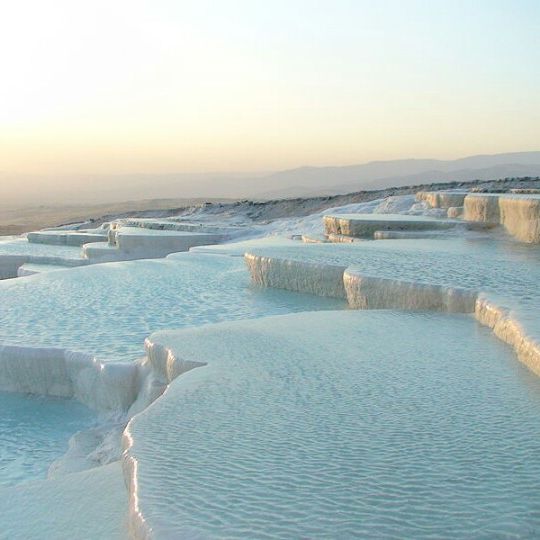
xmin=0 ymin=345 xmax=139 ymax=412
xmin=27 ymin=230 xmax=107 ymax=246
xmin=463 ymin=193 xmax=501 ymax=224
xmin=244 ymin=235 xmax=540 ymax=374
xmin=446 ymin=206 xmax=463 ymax=219
xmin=83 ymin=227 xmax=225 ymax=262
xmin=475 ymin=294 xmax=540 ymax=377
xmin=498 ymin=195 xmax=540 ymax=243
xmin=416 ymin=190 xmax=468 ymax=208
xmin=344 ymin=270 xmax=477 ymax=312
xmin=459 ymin=193 xmax=540 ymax=243
xmin=17 ymin=263 xmax=72 ymax=276
xmin=324 ymin=213 xmax=461 ymax=238
xmin=245 ymin=253 xmax=347 ymax=298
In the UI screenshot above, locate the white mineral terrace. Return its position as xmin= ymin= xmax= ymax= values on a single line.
xmin=17 ymin=263 xmax=69 ymax=277
xmin=245 ymin=234 xmax=540 ymax=376
xmin=322 ymin=213 xmax=479 ymax=239
xmin=418 ymin=190 xmax=540 ymax=243
xmin=121 ymin=217 xmax=243 ymax=236
xmin=27 ymin=229 xmax=108 ymax=247
xmin=415 ymin=190 xmax=469 ymax=208
xmin=1 ymin=191 xmax=540 ymax=538
xmin=0 ymin=218 xmax=238 ymax=278
xmin=499 ymin=195 xmax=540 ymax=243
xmin=0 ymin=252 xmax=341 ymax=366
xmin=0 ymin=238 xmax=88 ymax=279
xmin=123 ymin=311 xmax=540 ymax=538
xmin=83 ymin=226 xmax=226 ymax=262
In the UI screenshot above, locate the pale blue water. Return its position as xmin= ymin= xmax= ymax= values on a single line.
xmin=2 ymin=229 xmax=540 ymax=537
xmin=248 ymin=234 xmax=540 ymax=320
xmin=0 ymin=254 xmax=344 ymax=361
xmin=129 ymin=311 xmax=540 ymax=539
xmin=0 ymin=238 xmax=83 ymax=259
xmin=0 ymin=392 xmax=95 ymax=487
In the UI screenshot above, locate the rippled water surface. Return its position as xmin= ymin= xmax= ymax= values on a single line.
xmin=0 ymin=392 xmax=95 ymax=487
xmin=0 ymin=238 xmax=83 ymax=258
xmin=130 ymin=311 xmax=540 ymax=539
xmin=249 ymin=234 xmax=540 ymax=318
xmin=0 ymin=254 xmax=344 ymax=360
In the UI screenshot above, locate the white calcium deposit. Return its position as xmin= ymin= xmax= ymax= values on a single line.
xmin=1 ymin=191 xmax=540 ymax=538
xmin=420 ymin=190 xmax=540 ymax=243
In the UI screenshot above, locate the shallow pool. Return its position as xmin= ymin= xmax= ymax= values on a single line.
xmin=0 ymin=238 xmax=83 ymax=259
xmin=0 ymin=392 xmax=95 ymax=487
xmin=248 ymin=234 xmax=540 ymax=326
xmin=128 ymin=311 xmax=540 ymax=538
xmin=0 ymin=253 xmax=344 ymax=361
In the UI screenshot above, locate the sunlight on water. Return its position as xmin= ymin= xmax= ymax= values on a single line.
xmin=129 ymin=311 xmax=540 ymax=538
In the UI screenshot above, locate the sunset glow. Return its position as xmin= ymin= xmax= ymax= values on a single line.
xmin=1 ymin=0 xmax=538 ymax=177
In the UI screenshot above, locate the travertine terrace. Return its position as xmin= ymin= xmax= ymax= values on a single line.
xmin=419 ymin=189 xmax=540 ymax=243
xmin=1 ymin=183 xmax=540 ymax=538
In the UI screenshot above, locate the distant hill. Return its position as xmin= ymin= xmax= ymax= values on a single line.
xmin=256 ymin=152 xmax=540 ymax=198
xmin=2 ymin=151 xmax=540 ymax=205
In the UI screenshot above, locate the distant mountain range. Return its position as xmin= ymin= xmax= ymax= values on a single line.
xmin=2 ymin=151 xmax=540 ymax=205
xmin=255 ymin=152 xmax=540 ymax=198
xmin=104 ymin=151 xmax=540 ymax=201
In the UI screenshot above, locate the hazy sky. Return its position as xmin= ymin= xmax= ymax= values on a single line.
xmin=1 ymin=0 xmax=539 ymax=178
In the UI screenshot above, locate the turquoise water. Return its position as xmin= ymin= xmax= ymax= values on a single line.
xmin=2 ymin=226 xmax=540 ymax=537
xmin=129 ymin=311 xmax=540 ymax=539
xmin=248 ymin=234 xmax=540 ymax=319
xmin=0 ymin=238 xmax=83 ymax=259
xmin=0 ymin=392 xmax=95 ymax=487
xmin=0 ymin=253 xmax=344 ymax=361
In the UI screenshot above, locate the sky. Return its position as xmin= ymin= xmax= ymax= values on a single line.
xmin=0 ymin=0 xmax=539 ymax=197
